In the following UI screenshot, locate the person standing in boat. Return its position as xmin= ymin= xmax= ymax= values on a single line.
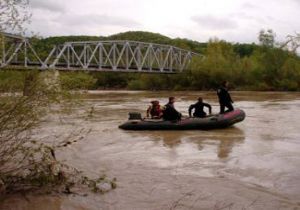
xmin=217 ymin=81 xmax=234 ymax=114
xmin=146 ymin=100 xmax=163 ymax=119
xmin=189 ymin=97 xmax=212 ymax=118
xmin=162 ymin=97 xmax=182 ymax=121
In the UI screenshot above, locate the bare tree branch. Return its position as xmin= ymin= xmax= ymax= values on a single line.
xmin=0 ymin=0 xmax=31 ymax=34
xmin=280 ymin=32 xmax=300 ymax=53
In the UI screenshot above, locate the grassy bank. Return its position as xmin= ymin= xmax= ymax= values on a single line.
xmin=1 ymin=69 xmax=299 ymax=92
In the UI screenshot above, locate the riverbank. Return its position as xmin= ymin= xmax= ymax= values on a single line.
xmin=1 ymin=66 xmax=300 ymax=93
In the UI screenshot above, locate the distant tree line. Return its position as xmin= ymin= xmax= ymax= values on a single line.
xmin=1 ymin=30 xmax=300 ymax=91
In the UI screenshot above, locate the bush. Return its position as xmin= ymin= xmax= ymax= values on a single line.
xmin=60 ymin=72 xmax=97 ymax=90
xmin=92 ymin=72 xmax=131 ymax=89
xmin=278 ymin=79 xmax=299 ymax=91
xmin=127 ymin=80 xmax=143 ymax=90
xmin=0 ymin=70 xmax=26 ymax=92
xmin=0 ymin=73 xmax=116 ymax=195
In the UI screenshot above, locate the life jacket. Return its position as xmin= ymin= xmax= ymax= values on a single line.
xmin=150 ymin=105 xmax=162 ymax=117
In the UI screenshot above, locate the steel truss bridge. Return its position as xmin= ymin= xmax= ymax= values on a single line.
xmin=0 ymin=32 xmax=200 ymax=73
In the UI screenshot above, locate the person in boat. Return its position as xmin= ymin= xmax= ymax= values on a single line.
xmin=189 ymin=97 xmax=212 ymax=118
xmin=217 ymin=81 xmax=234 ymax=114
xmin=162 ymin=97 xmax=182 ymax=121
xmin=146 ymin=100 xmax=163 ymax=119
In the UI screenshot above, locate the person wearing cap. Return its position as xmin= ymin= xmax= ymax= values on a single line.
xmin=147 ymin=100 xmax=163 ymax=119
xmin=189 ymin=97 xmax=212 ymax=118
xmin=162 ymin=97 xmax=182 ymax=121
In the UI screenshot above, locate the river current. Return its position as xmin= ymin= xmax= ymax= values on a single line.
xmin=1 ymin=91 xmax=300 ymax=210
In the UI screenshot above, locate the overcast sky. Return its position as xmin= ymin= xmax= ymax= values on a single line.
xmin=28 ymin=0 xmax=300 ymax=44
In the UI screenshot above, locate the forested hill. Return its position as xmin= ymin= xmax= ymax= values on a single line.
xmin=31 ymin=31 xmax=257 ymax=58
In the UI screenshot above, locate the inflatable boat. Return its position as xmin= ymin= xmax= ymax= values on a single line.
xmin=119 ymin=109 xmax=246 ymax=130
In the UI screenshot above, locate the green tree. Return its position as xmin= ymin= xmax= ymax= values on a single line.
xmin=278 ymin=56 xmax=300 ymax=90
xmin=258 ymin=29 xmax=276 ymax=48
xmin=189 ymin=39 xmax=241 ymax=89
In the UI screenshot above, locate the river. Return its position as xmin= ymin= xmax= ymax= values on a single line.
xmin=1 ymin=91 xmax=300 ymax=210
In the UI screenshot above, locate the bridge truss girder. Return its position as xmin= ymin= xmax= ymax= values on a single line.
xmin=0 ymin=32 xmax=44 ymax=69
xmin=45 ymin=41 xmax=195 ymax=73
xmin=0 ymin=32 xmax=200 ymax=73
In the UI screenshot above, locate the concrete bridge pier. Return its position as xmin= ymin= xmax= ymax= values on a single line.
xmin=23 ymin=69 xmax=61 ymax=96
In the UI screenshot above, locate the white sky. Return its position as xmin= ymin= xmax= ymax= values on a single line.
xmin=28 ymin=0 xmax=300 ymax=44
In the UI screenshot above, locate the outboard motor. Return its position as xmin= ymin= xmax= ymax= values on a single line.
xmin=128 ymin=112 xmax=142 ymax=120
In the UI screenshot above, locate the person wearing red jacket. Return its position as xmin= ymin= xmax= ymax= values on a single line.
xmin=147 ymin=100 xmax=163 ymax=119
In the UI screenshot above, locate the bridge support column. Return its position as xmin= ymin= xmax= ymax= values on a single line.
xmin=23 ymin=70 xmax=61 ymax=96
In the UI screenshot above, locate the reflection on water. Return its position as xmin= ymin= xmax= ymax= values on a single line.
xmin=1 ymin=91 xmax=300 ymax=210
xmin=138 ymin=127 xmax=245 ymax=159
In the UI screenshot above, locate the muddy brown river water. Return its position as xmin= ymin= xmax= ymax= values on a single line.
xmin=1 ymin=91 xmax=300 ymax=210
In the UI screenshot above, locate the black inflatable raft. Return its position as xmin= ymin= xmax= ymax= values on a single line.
xmin=119 ymin=109 xmax=246 ymax=130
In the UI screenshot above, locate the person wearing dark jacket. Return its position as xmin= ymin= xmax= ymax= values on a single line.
xmin=217 ymin=81 xmax=234 ymax=114
xmin=189 ymin=97 xmax=212 ymax=118
xmin=163 ymin=97 xmax=182 ymax=121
